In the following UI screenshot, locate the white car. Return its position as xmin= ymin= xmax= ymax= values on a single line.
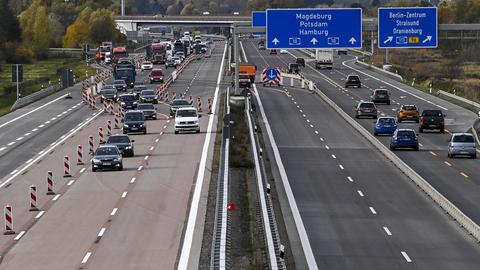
xmin=141 ymin=61 xmax=153 ymax=71
xmin=104 ymin=56 xmax=112 ymax=64
xmin=175 ymin=107 xmax=200 ymax=134
xmin=280 ymin=49 xmax=288 ymax=54
xmin=172 ymin=56 xmax=181 ymax=66
xmin=202 ymin=11 xmax=210 ymax=15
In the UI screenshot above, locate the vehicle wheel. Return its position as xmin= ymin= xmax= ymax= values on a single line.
xmin=415 ymin=119 xmax=420 ymax=123
xmin=196 ymin=130 xmax=200 ymax=133
xmin=358 ymin=84 xmax=362 ymax=88
xmin=449 ymin=153 xmax=454 ymax=158
xmin=440 ymin=128 xmax=445 ymax=133
xmin=471 ymin=154 xmax=477 ymax=159
xmin=447 ymin=152 xmax=451 ymax=158
xmin=397 ymin=118 xmax=402 ymax=123
xmin=123 ymin=130 xmax=127 ymax=134
xmin=118 ymin=164 xmax=123 ymax=171
xmin=355 ymin=114 xmax=359 ymax=119
xmin=373 ymin=115 xmax=377 ymax=119
xmin=143 ymin=130 xmax=147 ymax=135
xmin=374 ymin=132 xmax=378 ymax=136
xmin=345 ymin=85 xmax=348 ymax=88
xmin=414 ymin=146 xmax=419 ymax=151
xmin=92 ymin=166 xmax=96 ymax=172
xmin=390 ymin=145 xmax=395 ymax=150
xmin=174 ymin=130 xmax=179 ymax=134
xmin=387 ymin=102 xmax=390 ymax=105
xmin=419 ymin=127 xmax=423 ymax=133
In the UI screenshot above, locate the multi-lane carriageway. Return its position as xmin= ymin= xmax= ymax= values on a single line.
xmin=0 ymin=42 xmax=226 ymax=269
xmin=242 ymin=39 xmax=480 ymax=270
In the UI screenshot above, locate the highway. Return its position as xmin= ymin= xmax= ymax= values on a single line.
xmin=242 ymin=39 xmax=480 ymax=269
xmin=0 ymin=42 xmax=225 ymax=269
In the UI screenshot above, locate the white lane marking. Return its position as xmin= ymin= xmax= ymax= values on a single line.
xmin=50 ymin=142 xmax=55 ymax=146
xmin=0 ymin=110 xmax=103 ymax=189
xmin=320 ymin=137 xmax=324 ymax=141
xmin=296 ymin=105 xmax=300 ymax=108
xmin=357 ymin=190 xmax=364 ymax=197
xmin=80 ymin=168 xmax=86 ymax=173
xmin=167 ymin=120 xmax=170 ymax=123
xmin=81 ymin=252 xmax=92 ymax=264
xmin=331 ymin=154 xmax=336 ymax=159
xmin=38 ymin=124 xmax=45 ymax=128
xmin=155 ymin=138 xmax=159 ymax=143
xmin=302 ymin=114 xmax=306 ymax=118
xmin=67 ymin=180 xmax=75 ymax=186
xmin=16 ymin=137 xmax=23 ymax=141
xmin=144 ymin=155 xmax=149 ymax=160
xmin=149 ymin=146 xmax=154 ymax=151
xmin=163 ymin=125 xmax=167 ymax=129
xmin=0 ymin=147 xmax=6 ymax=151
xmin=10 ymin=170 xmax=18 ymax=175
xmin=130 ymin=177 xmax=136 ymax=184
xmin=0 ymin=94 xmax=70 ymax=129
xmin=24 ymin=133 xmax=31 ymax=136
xmin=52 ymin=194 xmax=61 ymax=201
xmin=383 ymin=226 xmax=392 ymax=236
xmin=160 ymin=131 xmax=164 ymax=135
xmin=26 ymin=159 xmax=33 ymax=164
xmin=309 ymin=124 xmax=314 ymax=128
xmin=401 ymin=251 xmax=412 ymax=262
xmin=121 ymin=191 xmax=127 ymax=198
xmin=14 ymin=231 xmax=26 ymax=241
xmin=7 ymin=142 xmax=15 ymax=146
xmin=314 ymin=131 xmax=319 ymax=134
xmin=306 ymin=119 xmax=310 ymax=123
xmin=137 ymin=166 xmax=143 ymax=171
xmin=347 ymin=176 xmax=354 ymax=182
xmin=300 ymin=109 xmax=303 ymax=113
xmin=98 ymin=227 xmax=106 ymax=237
xmin=179 ymin=43 xmax=235 ymax=269
xmin=31 ymin=128 xmax=38 ymax=132
xmin=44 ymin=121 xmax=50 ymax=124
xmin=35 ymin=211 xmax=45 ymax=219
xmin=110 ymin=208 xmax=118 ymax=216
xmin=51 ymin=117 xmax=57 ymax=121
xmin=241 ymin=43 xmax=318 ymax=270
xmin=369 ymin=207 xmax=377 ymax=215
xmin=325 ymin=145 xmax=330 ymax=150
xmin=339 ymin=164 xmax=344 ymax=170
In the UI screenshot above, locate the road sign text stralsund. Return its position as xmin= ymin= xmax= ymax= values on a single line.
xmin=266 ymin=8 xmax=362 ymax=49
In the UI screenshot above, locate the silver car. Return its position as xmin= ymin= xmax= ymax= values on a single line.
xmin=448 ymin=133 xmax=477 ymax=159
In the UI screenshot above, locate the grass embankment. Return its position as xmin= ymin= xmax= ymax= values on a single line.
xmin=0 ymin=58 xmax=96 ymax=115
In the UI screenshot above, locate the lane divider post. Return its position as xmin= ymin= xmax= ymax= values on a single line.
xmin=77 ymin=145 xmax=84 ymax=165
xmin=64 ymin=156 xmax=72 ymax=177
xmin=47 ymin=171 xmax=55 ymax=195
xmin=88 ymin=136 xmax=94 ymax=154
xmin=3 ymin=205 xmax=15 ymax=235
xmin=29 ymin=185 xmax=39 ymax=211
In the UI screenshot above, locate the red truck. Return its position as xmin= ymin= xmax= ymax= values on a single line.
xmin=150 ymin=43 xmax=166 ymax=64
xmin=112 ymin=47 xmax=128 ymax=64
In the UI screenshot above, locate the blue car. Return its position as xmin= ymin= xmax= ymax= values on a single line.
xmin=374 ymin=117 xmax=397 ymax=136
xmin=390 ymin=129 xmax=419 ymax=151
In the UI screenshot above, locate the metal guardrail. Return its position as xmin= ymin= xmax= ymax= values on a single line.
xmin=306 ymin=81 xmax=480 ymax=243
xmin=437 ymin=90 xmax=480 ymax=112
xmin=355 ymin=60 xmax=404 ymax=82
xmin=10 ymin=84 xmax=64 ymax=111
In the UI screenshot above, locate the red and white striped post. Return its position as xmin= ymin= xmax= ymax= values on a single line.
xmin=47 ymin=171 xmax=55 ymax=195
xmin=77 ymin=145 xmax=84 ymax=165
xmin=29 ymin=185 xmax=39 ymax=211
xmin=189 ymin=94 xmax=193 ymax=105
xmin=103 ymin=101 xmax=108 ymax=113
xmin=98 ymin=127 xmax=105 ymax=144
xmin=197 ymin=97 xmax=202 ymax=112
xmin=180 ymin=92 xmax=184 ymax=99
xmin=208 ymin=97 xmax=212 ymax=114
xmin=88 ymin=136 xmax=94 ymax=154
xmin=64 ymin=156 xmax=71 ymax=177
xmin=90 ymin=95 xmax=96 ymax=109
xmin=114 ymin=113 xmax=120 ymax=129
xmin=107 ymin=120 xmax=112 ymax=136
xmin=4 ymin=205 xmax=15 ymax=235
xmin=172 ymin=92 xmax=176 ymax=100
xmin=109 ymin=101 xmax=114 ymax=115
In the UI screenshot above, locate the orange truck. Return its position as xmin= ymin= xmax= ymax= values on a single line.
xmin=239 ymin=63 xmax=257 ymax=82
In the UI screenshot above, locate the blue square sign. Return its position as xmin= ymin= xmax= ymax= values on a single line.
xmin=266 ymin=8 xmax=362 ymax=49
xmin=252 ymin=11 xmax=266 ymax=27
xmin=378 ymin=7 xmax=438 ymax=48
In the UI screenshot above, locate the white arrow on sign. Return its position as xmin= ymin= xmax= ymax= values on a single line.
xmin=383 ymin=36 xmax=393 ymax=44
xmin=272 ymin=38 xmax=280 ymax=45
xmin=422 ymin=36 xmax=432 ymax=43
xmin=349 ymin=37 xmax=356 ymax=45
xmin=310 ymin=37 xmax=318 ymax=45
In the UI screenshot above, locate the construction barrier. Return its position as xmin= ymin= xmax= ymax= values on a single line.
xmin=47 ymin=171 xmax=55 ymax=195
xmin=107 ymin=120 xmax=112 ymax=136
xmin=98 ymin=127 xmax=105 ymax=144
xmin=64 ymin=156 xmax=71 ymax=177
xmin=29 ymin=185 xmax=39 ymax=211
xmin=77 ymin=145 xmax=84 ymax=165
xmin=4 ymin=205 xmax=15 ymax=235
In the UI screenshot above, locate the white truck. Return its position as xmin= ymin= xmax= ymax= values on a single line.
xmin=315 ymin=49 xmax=333 ymax=69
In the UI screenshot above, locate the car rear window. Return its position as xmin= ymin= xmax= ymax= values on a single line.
xmin=95 ymin=147 xmax=119 ymax=155
xmin=379 ymin=118 xmax=395 ymax=124
xmin=172 ymin=100 xmax=189 ymax=106
xmin=402 ymin=105 xmax=417 ymax=110
xmin=397 ymin=130 xmax=415 ymax=137
xmin=114 ymin=80 xmax=125 ymax=84
xmin=359 ymin=103 xmax=374 ymax=108
xmin=108 ymin=136 xmax=130 ymax=143
xmin=141 ymin=90 xmax=155 ymax=95
xmin=453 ymin=135 xmax=474 ymax=143
xmin=348 ymin=76 xmax=360 ymax=81
xmin=239 ymin=74 xmax=250 ymax=79
xmin=375 ymin=90 xmax=388 ymax=95
xmin=177 ymin=110 xmax=197 ymax=117
xmin=125 ymin=113 xmax=144 ymax=121
xmin=422 ymin=110 xmax=442 ymax=116
xmin=151 ymin=70 xmax=163 ymax=76
xmin=119 ymin=95 xmax=135 ymax=101
xmin=137 ymin=104 xmax=154 ymax=110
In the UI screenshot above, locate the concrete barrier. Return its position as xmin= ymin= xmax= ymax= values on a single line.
xmin=10 ymin=84 xmax=63 ymax=111
xmin=309 ymin=82 xmax=480 ymax=242
xmin=437 ymin=90 xmax=480 ymax=112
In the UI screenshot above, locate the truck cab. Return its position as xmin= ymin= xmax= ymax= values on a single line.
xmin=315 ymin=49 xmax=333 ymax=69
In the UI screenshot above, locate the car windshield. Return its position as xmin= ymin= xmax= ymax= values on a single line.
xmin=239 ymin=74 xmax=250 ymax=80
xmin=119 ymin=95 xmax=135 ymax=101
xmin=101 ymin=89 xmax=115 ymax=95
xmin=114 ymin=80 xmax=125 ymax=84
xmin=107 ymin=136 xmax=130 ymax=143
xmin=95 ymin=147 xmax=118 ymax=156
xmin=296 ymin=58 xmax=304 ymax=62
xmin=141 ymin=90 xmax=155 ymax=95
xmin=397 ymin=130 xmax=415 ymax=137
xmin=378 ymin=118 xmax=395 ymax=124
xmin=360 ymin=103 xmax=374 ymax=108
xmin=172 ymin=100 xmax=189 ymax=106
xmin=423 ymin=110 xmax=442 ymax=116
xmin=134 ymin=86 xmax=147 ymax=91
xmin=143 ymin=61 xmax=151 ymax=65
xmin=151 ymin=71 xmax=163 ymax=76
xmin=402 ymin=105 xmax=417 ymax=110
xmin=348 ymin=76 xmax=360 ymax=81
xmin=172 ymin=57 xmax=180 ymax=60
xmin=125 ymin=113 xmax=144 ymax=121
xmin=137 ymin=104 xmax=155 ymax=110
xmin=453 ymin=135 xmax=474 ymax=143
xmin=177 ymin=110 xmax=197 ymax=117
xmin=103 ymin=85 xmax=115 ymax=89
xmin=375 ymin=90 xmax=388 ymax=95
xmin=290 ymin=64 xmax=298 ymax=68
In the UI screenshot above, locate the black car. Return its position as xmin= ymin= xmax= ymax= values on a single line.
xmin=338 ymin=49 xmax=348 ymax=55
xmin=113 ymin=80 xmax=127 ymax=91
xmin=137 ymin=103 xmax=157 ymax=119
xmin=133 ymin=85 xmax=148 ymax=99
xmin=288 ymin=63 xmax=300 ymax=74
xmin=296 ymin=57 xmax=305 ymax=67
xmin=419 ymin=109 xmax=445 ymax=133
xmin=170 ymin=99 xmax=191 ymax=116
xmin=118 ymin=94 xmax=138 ymax=110
xmin=371 ymin=89 xmax=391 ymax=105
xmin=139 ymin=90 xmax=158 ymax=104
xmin=91 ymin=145 xmax=123 ymax=171
xmin=238 ymin=74 xmax=252 ymax=88
xmin=123 ymin=110 xmax=147 ymax=134
xmin=345 ymin=74 xmax=361 ymax=88
xmin=100 ymin=88 xmax=117 ymax=103
xmin=106 ymin=134 xmax=135 ymax=157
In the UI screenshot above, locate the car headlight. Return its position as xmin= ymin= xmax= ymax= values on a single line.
xmin=140 ymin=124 xmax=145 ymax=127
xmin=123 ymin=124 xmax=129 ymax=128
xmin=121 ymin=102 xmax=126 ymax=105
xmin=154 ymin=96 xmax=158 ymax=99
xmin=92 ymin=158 xmax=101 ymax=163
xmin=114 ymin=158 xmax=121 ymax=162
xmin=133 ymin=101 xmax=138 ymax=105
xmin=125 ymin=146 xmax=132 ymax=149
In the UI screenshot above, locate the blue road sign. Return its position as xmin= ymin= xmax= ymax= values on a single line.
xmin=266 ymin=8 xmax=362 ymax=49
xmin=378 ymin=7 xmax=438 ymax=48
xmin=252 ymin=11 xmax=266 ymax=27
xmin=265 ymin=67 xmax=278 ymax=81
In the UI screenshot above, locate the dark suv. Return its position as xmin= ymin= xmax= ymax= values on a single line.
xmin=355 ymin=101 xmax=378 ymax=119
xmin=91 ymin=145 xmax=123 ymax=171
xmin=106 ymin=134 xmax=135 ymax=157
xmin=288 ymin=63 xmax=300 ymax=74
xmin=123 ymin=111 xmax=147 ymax=134
xmin=371 ymin=89 xmax=390 ymax=105
xmin=419 ymin=109 xmax=445 ymax=133
xmin=345 ymin=74 xmax=361 ymax=88
xmin=296 ymin=57 xmax=305 ymax=67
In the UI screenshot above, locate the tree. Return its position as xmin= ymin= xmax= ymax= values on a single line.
xmin=89 ymin=9 xmax=117 ymax=43
xmin=62 ymin=19 xmax=90 ymax=48
xmin=208 ymin=1 xmax=219 ymax=14
xmin=180 ymin=3 xmax=197 ymax=15
xmin=0 ymin=0 xmax=22 ymax=44
xmin=371 ymin=0 xmax=381 ymax=7
xmin=20 ymin=1 xmax=53 ymax=58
